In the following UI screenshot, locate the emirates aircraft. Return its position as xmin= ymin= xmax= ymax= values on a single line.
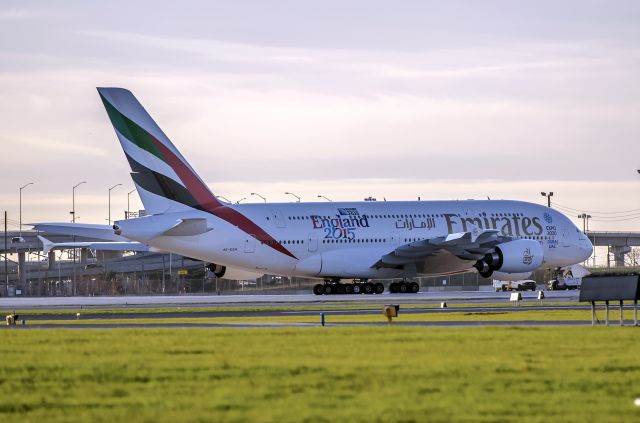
xmin=86 ymin=87 xmax=593 ymax=295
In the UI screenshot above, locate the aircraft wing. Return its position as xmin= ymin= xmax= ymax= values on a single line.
xmin=38 ymin=236 xmax=152 ymax=256
xmin=375 ymin=229 xmax=512 ymax=274
xmin=32 ymin=222 xmax=126 ymax=241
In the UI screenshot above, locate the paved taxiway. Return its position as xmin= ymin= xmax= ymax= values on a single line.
xmin=2 ymin=291 xmax=607 ymax=329
xmin=0 ymin=290 xmax=580 ymax=309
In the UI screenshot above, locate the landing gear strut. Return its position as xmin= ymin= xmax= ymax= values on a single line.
xmin=313 ymin=279 xmax=385 ymax=295
xmin=389 ymin=281 xmax=420 ymax=294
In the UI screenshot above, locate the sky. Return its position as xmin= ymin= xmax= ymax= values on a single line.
xmin=0 ymin=0 xmax=639 ymax=237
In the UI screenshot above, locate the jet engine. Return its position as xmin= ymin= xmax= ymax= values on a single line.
xmin=206 ymin=263 xmax=263 ymax=281
xmin=473 ymin=239 xmax=543 ymax=278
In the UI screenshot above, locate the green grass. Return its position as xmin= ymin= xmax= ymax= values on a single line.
xmin=1 ymin=301 xmax=581 ymax=317
xmin=19 ymin=307 xmax=637 ymax=325
xmin=1 ymin=328 xmax=639 ymax=422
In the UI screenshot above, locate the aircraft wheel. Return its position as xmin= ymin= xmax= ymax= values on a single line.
xmin=363 ymin=283 xmax=374 ymax=294
xmin=389 ymin=282 xmax=398 ymax=293
xmin=399 ymin=282 xmax=408 ymax=293
xmin=409 ymin=282 xmax=419 ymax=293
xmin=336 ymin=284 xmax=346 ymax=295
xmin=353 ymin=284 xmax=361 ymax=294
xmin=374 ymin=283 xmax=385 ymax=294
xmin=313 ymin=284 xmax=324 ymax=295
xmin=324 ymin=284 xmax=334 ymax=295
xmin=345 ymin=284 xmax=354 ymax=294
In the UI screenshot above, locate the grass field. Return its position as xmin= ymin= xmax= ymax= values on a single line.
xmin=1 ymin=327 xmax=639 ymax=422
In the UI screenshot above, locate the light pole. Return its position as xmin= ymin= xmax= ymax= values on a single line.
xmin=19 ymin=182 xmax=34 ymax=238
xmin=251 ymin=192 xmax=267 ymax=203
xmin=71 ymin=181 xmax=86 ymax=223
xmin=317 ymin=195 xmax=332 ymax=202
xmin=577 ymin=213 xmax=593 ymax=233
xmin=540 ymin=191 xmax=553 ymax=208
xmin=127 ymin=189 xmax=136 ymax=219
xmin=71 ymin=181 xmax=86 ymax=296
xmin=285 ymin=192 xmax=300 ymax=202
xmin=108 ymin=184 xmax=122 ymax=225
xmin=236 ymin=197 xmax=247 ymax=204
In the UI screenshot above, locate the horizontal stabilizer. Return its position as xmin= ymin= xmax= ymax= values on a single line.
xmin=38 ymin=236 xmax=150 ymax=255
xmin=32 ymin=222 xmax=128 ymax=241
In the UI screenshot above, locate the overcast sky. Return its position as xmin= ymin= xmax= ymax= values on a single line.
xmin=1 ymin=0 xmax=639 ymax=232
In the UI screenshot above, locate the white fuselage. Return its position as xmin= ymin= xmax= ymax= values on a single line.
xmin=115 ymin=199 xmax=593 ymax=280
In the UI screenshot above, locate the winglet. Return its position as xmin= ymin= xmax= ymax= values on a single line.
xmin=38 ymin=235 xmax=54 ymax=256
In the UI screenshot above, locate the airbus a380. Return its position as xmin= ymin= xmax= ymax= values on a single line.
xmin=62 ymin=87 xmax=593 ymax=295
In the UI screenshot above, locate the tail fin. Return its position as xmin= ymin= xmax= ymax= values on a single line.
xmin=97 ymin=87 xmax=223 ymax=215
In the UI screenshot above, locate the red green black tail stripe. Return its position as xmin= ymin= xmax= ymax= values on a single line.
xmin=100 ymin=91 xmax=297 ymax=259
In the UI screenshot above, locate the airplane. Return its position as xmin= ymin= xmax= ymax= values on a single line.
xmin=53 ymin=87 xmax=595 ymax=295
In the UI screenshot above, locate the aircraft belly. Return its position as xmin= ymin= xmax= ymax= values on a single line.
xmin=418 ymin=250 xmax=474 ymax=275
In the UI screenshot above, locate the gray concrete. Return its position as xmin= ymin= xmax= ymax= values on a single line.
xmin=0 ymin=290 xmax=579 ymax=308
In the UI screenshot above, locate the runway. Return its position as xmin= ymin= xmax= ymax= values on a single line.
xmin=0 ymin=290 xmax=580 ymax=309
xmin=1 ymin=290 xmax=611 ymax=329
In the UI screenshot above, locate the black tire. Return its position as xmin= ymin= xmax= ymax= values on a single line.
xmin=336 ymin=284 xmax=346 ymax=294
xmin=389 ymin=282 xmax=398 ymax=293
xmin=409 ymin=282 xmax=419 ymax=293
xmin=313 ymin=284 xmax=324 ymax=295
xmin=324 ymin=284 xmax=333 ymax=295
xmin=374 ymin=283 xmax=384 ymax=294
xmin=399 ymin=282 xmax=408 ymax=293
xmin=353 ymin=284 xmax=361 ymax=294
xmin=345 ymin=284 xmax=354 ymax=294
xmin=363 ymin=283 xmax=374 ymax=294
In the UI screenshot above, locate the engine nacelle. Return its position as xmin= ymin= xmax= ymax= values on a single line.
xmin=206 ymin=263 xmax=263 ymax=281
xmin=474 ymin=239 xmax=543 ymax=278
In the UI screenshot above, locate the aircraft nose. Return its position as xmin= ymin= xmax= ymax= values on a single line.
xmin=579 ymin=236 xmax=593 ymax=262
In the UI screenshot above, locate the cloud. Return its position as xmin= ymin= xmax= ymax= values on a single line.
xmin=0 ymin=9 xmax=30 ymax=20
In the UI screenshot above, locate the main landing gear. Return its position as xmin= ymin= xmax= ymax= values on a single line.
xmin=388 ymin=281 xmax=420 ymax=294
xmin=313 ymin=279 xmax=385 ymax=296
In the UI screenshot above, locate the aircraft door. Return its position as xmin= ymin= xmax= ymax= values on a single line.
xmin=308 ymin=233 xmax=318 ymax=252
xmin=271 ymin=210 xmax=286 ymax=228
xmin=244 ymin=235 xmax=256 ymax=253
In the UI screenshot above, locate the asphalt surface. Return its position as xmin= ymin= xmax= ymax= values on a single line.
xmin=0 ymin=290 xmax=580 ymax=309
xmin=3 ymin=290 xmax=628 ymax=329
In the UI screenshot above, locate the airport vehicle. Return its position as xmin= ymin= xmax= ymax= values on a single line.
xmin=493 ymin=280 xmax=537 ymax=292
xmin=36 ymin=88 xmax=594 ymax=295
xmin=547 ymin=265 xmax=587 ymax=290
xmin=548 ymin=275 xmax=581 ymax=290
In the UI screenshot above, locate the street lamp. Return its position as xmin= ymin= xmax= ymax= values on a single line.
xmin=285 ymin=192 xmax=301 ymax=202
xmin=127 ymin=189 xmax=136 ymax=219
xmin=251 ymin=192 xmax=267 ymax=203
xmin=71 ymin=181 xmax=86 ymax=223
xmin=19 ymin=182 xmax=34 ymax=237
xmin=108 ymin=184 xmax=122 ymax=225
xmin=317 ymin=195 xmax=332 ymax=202
xmin=577 ymin=213 xmax=592 ymax=233
xmin=540 ymin=191 xmax=553 ymax=207
xmin=71 ymin=181 xmax=86 ymax=297
xmin=236 ymin=197 xmax=247 ymax=204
